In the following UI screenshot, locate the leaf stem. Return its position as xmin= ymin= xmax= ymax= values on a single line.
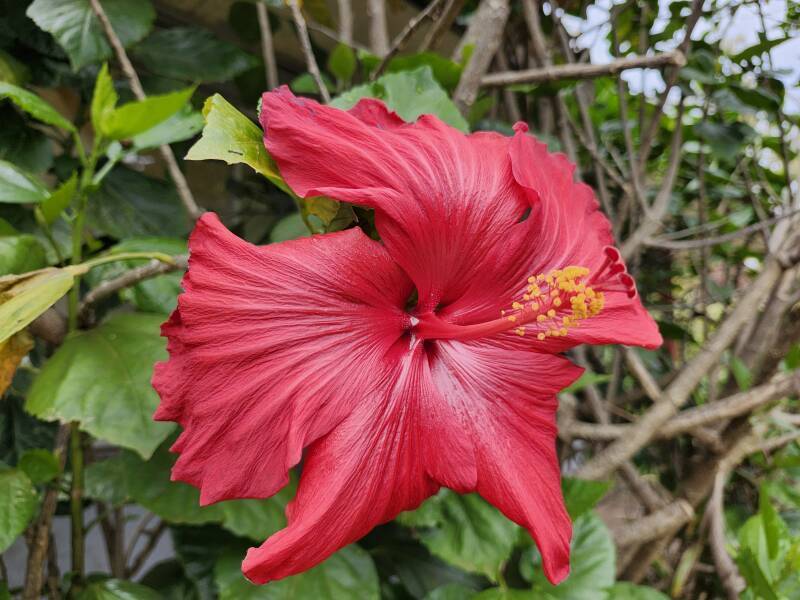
xmin=80 ymin=251 xmax=177 ymax=270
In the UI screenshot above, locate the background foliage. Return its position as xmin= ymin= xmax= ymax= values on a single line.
xmin=0 ymin=0 xmax=798 ymax=598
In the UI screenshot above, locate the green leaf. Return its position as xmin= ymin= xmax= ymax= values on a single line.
xmin=131 ymin=107 xmax=204 ymax=150
xmin=759 ymin=486 xmax=784 ymax=561
xmin=26 ymin=0 xmax=155 ymax=71
xmin=332 ymin=66 xmax=469 ymax=132
xmin=85 ymin=440 xmax=293 ymax=538
xmin=0 ymin=159 xmax=49 ymax=204
xmin=39 ymin=173 xmax=78 ymax=225
xmin=0 ymin=49 xmax=30 ymax=86
xmin=0 ymin=81 xmax=76 ymax=132
xmin=85 ymin=238 xmax=186 ymax=314
xmin=18 ymin=448 xmax=59 ymax=484
xmin=0 ymin=234 xmax=47 ymax=275
xmin=215 ymin=544 xmax=380 ymax=599
xmin=0 ymin=467 xmax=38 ymax=552
xmin=530 ymin=512 xmax=615 ymax=599
xmin=399 ymin=490 xmax=518 ymax=581
xmin=738 ymin=547 xmax=779 ymax=600
xmin=562 ymin=478 xmax=612 ymax=520
xmin=738 ymin=515 xmax=773 ymax=581
xmin=26 ymin=312 xmax=174 ymax=458
xmin=76 ymin=579 xmax=162 ymax=600
xmin=100 ymin=86 xmax=195 ymax=141
xmin=387 ymin=53 xmax=463 ymax=92
xmin=0 ymin=106 xmax=55 ymax=173
xmin=132 ymin=27 xmax=257 ymax=83
xmin=91 ymin=63 xmax=118 ymax=136
xmin=327 ymin=43 xmax=356 ymax=83
xmin=785 ymin=344 xmax=800 ymax=370
xmin=730 ymin=356 xmax=753 ymax=391
xmin=89 ymin=167 xmax=190 ymax=238
xmin=731 ymin=36 xmax=791 ymax=63
xmin=424 ymin=584 xmax=478 ymax=600
xmin=269 ymin=213 xmax=310 ymax=243
xmin=0 ymin=266 xmax=81 ymax=343
xmin=605 ymin=582 xmax=669 ymax=599
xmin=473 ymin=589 xmax=532 ymax=599
xmin=186 ymin=94 xmax=286 ymax=189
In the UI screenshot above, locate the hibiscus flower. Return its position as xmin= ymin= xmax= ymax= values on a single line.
xmin=152 ymin=86 xmax=662 ymax=586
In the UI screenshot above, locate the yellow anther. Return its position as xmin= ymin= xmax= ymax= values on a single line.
xmin=547 ymin=309 xmax=556 ymax=318
xmin=528 ymin=276 xmax=536 ymax=283
xmin=553 ymin=298 xmax=562 ymax=307
xmin=515 ymin=327 xmax=525 ymax=336
xmin=537 ymin=333 xmax=546 ymax=341
xmin=530 ymin=302 xmax=539 ymax=311
xmin=536 ymin=314 xmax=547 ymax=323
xmin=512 ymin=302 xmax=524 ymax=310
xmin=523 ymin=294 xmax=530 ymax=301
xmin=559 ymin=327 xmax=568 ymax=336
xmin=507 ymin=315 xmax=517 ymax=322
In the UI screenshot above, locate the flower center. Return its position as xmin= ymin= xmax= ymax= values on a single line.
xmin=413 ymin=246 xmax=634 ymax=342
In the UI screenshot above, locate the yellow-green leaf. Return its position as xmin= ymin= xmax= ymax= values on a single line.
xmin=0 ymin=265 xmax=84 ymax=343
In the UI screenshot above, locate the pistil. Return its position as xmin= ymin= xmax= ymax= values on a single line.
xmin=414 ymin=246 xmax=635 ymax=342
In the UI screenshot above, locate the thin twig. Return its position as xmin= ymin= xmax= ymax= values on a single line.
xmin=287 ymin=0 xmax=331 ymax=103
xmin=481 ymin=50 xmax=685 ymax=87
xmin=613 ymin=500 xmax=694 ymax=547
xmin=644 ymin=208 xmax=800 ymax=250
xmin=23 ymin=425 xmax=70 ymax=600
xmin=126 ymin=522 xmax=167 ymax=578
xmin=452 ymin=0 xmax=510 ymax=113
xmin=367 ymin=0 xmax=391 ymax=56
xmin=621 ymin=99 xmax=685 ymax=261
xmin=419 ymin=0 xmax=465 ymax=52
xmin=637 ymin=0 xmax=702 ymax=168
xmin=561 ymin=371 xmax=799 ymax=441
xmin=372 ymin=0 xmax=447 ymax=80
xmin=575 ymin=255 xmax=788 ymax=480
xmin=256 ymin=2 xmax=279 ymax=89
xmin=88 ymin=0 xmax=203 ymax=221
xmin=708 ymin=473 xmax=746 ymax=599
xmin=336 ymin=0 xmax=353 ymax=46
xmin=77 ymin=255 xmax=188 ymax=321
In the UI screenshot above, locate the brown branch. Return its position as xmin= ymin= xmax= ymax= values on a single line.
xmin=77 ymin=256 xmax=188 ymax=322
xmin=336 ymin=0 xmax=353 ymax=46
xmin=287 ymin=0 xmax=331 ymax=103
xmin=88 ymin=0 xmax=202 ymax=221
xmin=256 ymin=2 xmax=279 ymax=89
xmin=480 ymin=50 xmax=685 ymax=87
xmin=575 ymin=256 xmax=787 ymax=480
xmin=645 ymin=208 xmax=800 ymax=250
xmin=621 ymin=100 xmax=685 ymax=261
xmin=637 ymin=0 xmax=702 ymax=167
xmin=613 ymin=500 xmax=694 ymax=547
xmin=372 ymin=0 xmax=447 ymax=80
xmin=708 ymin=473 xmax=746 ymax=598
xmin=561 ymin=371 xmax=799 ymax=441
xmin=452 ymin=0 xmax=510 ymax=114
xmin=419 ymin=0 xmax=465 ymax=52
xmin=126 ymin=521 xmax=166 ymax=578
xmin=23 ymin=425 xmax=70 ymax=600
xmin=367 ymin=0 xmax=391 ymax=56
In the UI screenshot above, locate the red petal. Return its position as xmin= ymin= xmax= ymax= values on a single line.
xmin=260 ymin=87 xmax=528 ymax=313
xmin=242 ymin=346 xmax=440 ymax=583
xmin=152 ymin=213 xmax=412 ymax=504
xmin=506 ymin=130 xmax=662 ymax=350
xmin=241 ymin=337 xmax=579 ymax=585
xmin=431 ymin=341 xmax=580 ymax=584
